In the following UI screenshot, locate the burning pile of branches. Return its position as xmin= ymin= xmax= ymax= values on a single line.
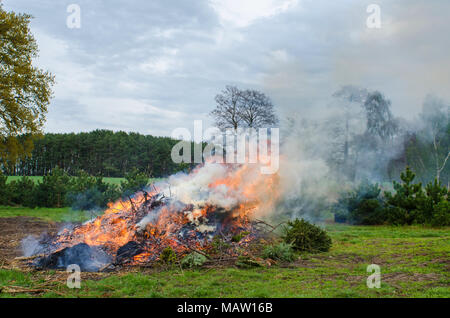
xmin=28 ymin=163 xmax=279 ymax=271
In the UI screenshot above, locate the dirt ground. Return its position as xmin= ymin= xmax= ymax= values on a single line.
xmin=0 ymin=216 xmax=61 ymax=264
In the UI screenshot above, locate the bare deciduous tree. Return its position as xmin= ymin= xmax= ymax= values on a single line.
xmin=210 ymin=86 xmax=278 ymax=131
xmin=239 ymin=89 xmax=278 ymax=128
xmin=210 ymin=86 xmax=242 ymax=131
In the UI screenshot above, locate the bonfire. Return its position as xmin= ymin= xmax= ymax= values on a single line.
xmin=29 ymin=162 xmax=279 ymax=271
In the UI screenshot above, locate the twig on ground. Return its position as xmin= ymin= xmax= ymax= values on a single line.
xmin=14 ymin=254 xmax=44 ymax=261
xmin=98 ymin=263 xmax=113 ymax=272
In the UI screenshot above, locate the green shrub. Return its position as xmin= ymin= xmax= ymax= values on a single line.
xmin=34 ymin=167 xmax=71 ymax=208
xmin=350 ymin=198 xmax=386 ymax=225
xmin=100 ymin=183 xmax=122 ymax=206
xmin=8 ymin=176 xmax=36 ymax=207
xmin=332 ymin=168 xmax=449 ymax=226
xmin=332 ymin=181 xmax=385 ymax=225
xmin=120 ymin=168 xmax=149 ymax=195
xmin=0 ymin=172 xmax=10 ymax=205
xmin=382 ymin=168 xmax=449 ymax=226
xmin=71 ymin=170 xmax=98 ymax=193
xmin=425 ymin=179 xmax=448 ymax=206
xmin=181 ymin=252 xmax=207 ymax=268
xmin=282 ymin=219 xmax=332 ymax=253
xmin=424 ymin=179 xmax=449 ymax=226
xmin=431 ymin=200 xmax=450 ymax=227
xmin=159 ymin=247 xmax=177 ymax=264
xmin=384 ymin=167 xmax=427 ymax=225
xmin=66 ymin=171 xmax=122 ymax=209
xmin=262 ymin=242 xmax=296 ymax=262
xmin=231 ymin=231 xmax=250 ymax=243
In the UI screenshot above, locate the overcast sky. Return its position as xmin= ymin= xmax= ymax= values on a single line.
xmin=3 ymin=0 xmax=450 ymax=136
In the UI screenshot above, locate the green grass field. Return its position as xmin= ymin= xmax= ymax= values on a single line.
xmin=0 ymin=208 xmax=448 ymax=298
xmin=0 ymin=206 xmax=92 ymax=222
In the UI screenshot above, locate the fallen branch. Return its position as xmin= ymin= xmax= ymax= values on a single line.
xmin=14 ymin=254 xmax=44 ymax=261
xmin=1 ymin=284 xmax=66 ymax=296
xmin=98 ymin=263 xmax=114 ymax=272
xmin=2 ymin=286 xmax=48 ymax=294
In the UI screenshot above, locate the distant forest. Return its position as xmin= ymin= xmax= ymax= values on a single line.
xmin=3 ymin=130 xmax=192 ymax=177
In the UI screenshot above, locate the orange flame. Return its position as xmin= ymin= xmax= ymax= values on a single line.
xmin=53 ymin=162 xmax=279 ymax=264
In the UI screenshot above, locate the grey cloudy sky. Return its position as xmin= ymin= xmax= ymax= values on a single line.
xmin=3 ymin=0 xmax=450 ymax=136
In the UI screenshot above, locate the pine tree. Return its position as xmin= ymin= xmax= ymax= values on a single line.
xmin=384 ymin=167 xmax=426 ymax=224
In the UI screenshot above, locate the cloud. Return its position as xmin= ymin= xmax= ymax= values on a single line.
xmin=261 ymin=0 xmax=450 ymax=119
xmin=139 ymin=49 xmax=181 ymax=75
xmin=209 ymin=0 xmax=299 ymax=28
xmin=2 ymin=0 xmax=449 ymax=136
xmin=328 ymin=0 xmax=450 ymax=117
xmin=32 ymin=30 xmax=95 ymax=100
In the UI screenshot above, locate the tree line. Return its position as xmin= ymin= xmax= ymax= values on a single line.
xmin=2 ymin=130 xmax=193 ymax=177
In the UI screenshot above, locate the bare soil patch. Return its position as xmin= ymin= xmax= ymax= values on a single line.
xmin=0 ymin=216 xmax=61 ymax=264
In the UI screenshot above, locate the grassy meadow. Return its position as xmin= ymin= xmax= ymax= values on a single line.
xmin=0 ymin=206 xmax=92 ymax=223
xmin=0 ymin=207 xmax=448 ymax=298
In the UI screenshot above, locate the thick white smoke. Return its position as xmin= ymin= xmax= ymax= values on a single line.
xmin=161 ymin=164 xmax=240 ymax=209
